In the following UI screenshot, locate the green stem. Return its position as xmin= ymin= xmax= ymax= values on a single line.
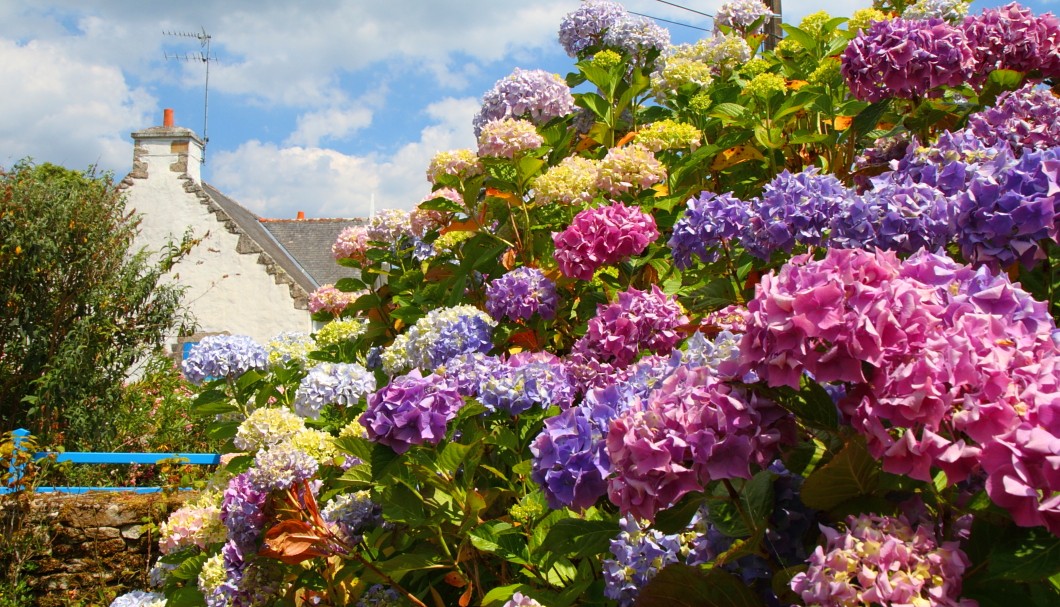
xmin=722 ymin=478 xmax=758 ymax=536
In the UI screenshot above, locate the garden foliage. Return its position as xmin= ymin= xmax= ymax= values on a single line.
xmin=134 ymin=1 xmax=1060 ymax=606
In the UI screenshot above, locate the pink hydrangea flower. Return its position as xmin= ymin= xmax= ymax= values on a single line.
xmin=477 ymin=118 xmax=545 ymax=158
xmin=553 ymin=201 xmax=658 ymax=280
xmin=596 ymin=143 xmax=667 ymax=196
xmin=308 ymin=284 xmax=358 ymax=316
xmin=571 ymin=285 xmax=688 ymax=368
xmin=332 ymin=225 xmax=370 ymax=262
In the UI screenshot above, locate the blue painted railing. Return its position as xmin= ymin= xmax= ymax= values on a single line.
xmin=2 ymin=428 xmax=221 ymax=495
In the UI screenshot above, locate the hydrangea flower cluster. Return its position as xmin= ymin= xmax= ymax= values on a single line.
xmin=265 ymin=331 xmax=314 ymax=368
xmin=485 ymin=267 xmax=558 ymax=321
xmin=182 ymin=335 xmax=268 ymax=385
xmin=501 ymin=593 xmax=544 ymax=607
xmin=355 ymin=585 xmax=403 ymax=607
xmin=572 ymin=285 xmax=688 ymax=369
xmin=559 ymin=0 xmax=628 ymax=57
xmin=903 ymin=0 xmax=970 ymax=22
xmin=602 ymin=515 xmax=683 ymax=607
xmin=596 ymin=144 xmax=666 ymax=196
xmin=965 ymin=84 xmax=1060 ymax=152
xmin=842 ymin=18 xmax=975 ymax=102
xmin=478 ymin=356 xmax=576 ymax=415
xmin=602 ymin=14 xmax=670 ymax=60
xmin=650 ymin=46 xmax=715 ymax=98
xmin=426 ymin=149 xmax=483 ymax=185
xmin=477 ymin=118 xmax=544 ymax=158
xmin=442 ymin=352 xmax=502 ymax=397
xmin=109 ymin=591 xmax=167 ymax=607
xmin=332 ymin=225 xmax=370 ymax=262
xmin=531 ymin=155 xmax=600 ymax=205
xmin=321 ymin=490 xmax=382 ymax=545
xmin=360 ymin=370 xmax=464 ymax=454
xmin=744 ymin=169 xmax=852 ymax=259
xmin=387 ymin=305 xmax=497 ymax=372
xmin=744 ymin=72 xmax=788 ymax=99
xmin=531 ymin=385 xmax=627 ymax=509
xmin=607 ymin=364 xmax=792 ymax=520
xmin=669 ymin=191 xmax=750 ymax=268
xmin=209 ymin=543 xmax=283 ymax=607
xmin=473 ymin=68 xmax=575 ymax=136
xmin=848 ymin=7 xmax=890 ymax=32
xmin=831 ymin=177 xmax=955 ymax=254
xmin=366 ymin=209 xmax=413 ymax=243
xmin=962 ymin=3 xmax=1060 ymax=78
xmin=315 ymin=317 xmax=368 ymax=347
xmin=308 ymin=284 xmax=357 ymax=316
xmin=233 ymin=407 xmax=306 ymax=453
xmin=246 ymin=443 xmax=319 ymax=492
xmin=790 ymin=514 xmax=972 ymax=607
xmin=294 ymin=362 xmax=377 ymax=419
xmin=633 ymin=119 xmax=702 ymax=152
xmin=714 ymin=0 xmax=772 ymax=33
xmin=159 ymin=502 xmax=225 ymax=555
xmin=221 ymin=472 xmax=268 ymax=551
xmin=553 ymin=201 xmax=658 ymax=280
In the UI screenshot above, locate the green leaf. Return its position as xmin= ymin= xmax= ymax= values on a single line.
xmin=379 ymin=483 xmax=426 ymax=526
xmin=709 ymin=103 xmax=748 ymax=121
xmin=788 ymin=377 xmax=840 ymax=429
xmin=332 ymin=435 xmax=374 ymax=462
xmin=335 ymin=277 xmax=367 ymax=292
xmin=848 ymin=99 xmax=890 ymax=142
xmin=205 ymin=420 xmax=239 ymax=441
xmin=540 ymin=518 xmax=620 ymax=560
xmin=165 ymin=587 xmax=208 ymax=607
xmin=635 ymin=564 xmax=766 ymax=607
xmin=577 ymin=92 xmax=612 ymax=121
xmin=779 ymin=25 xmax=817 ymax=53
xmin=436 ymin=441 xmax=472 ymax=477
xmin=481 ymin=584 xmax=534 ymax=607
xmin=418 ymin=197 xmax=465 ymax=213
xmin=191 ymin=399 xmax=237 ymax=417
xmin=800 ymin=435 xmax=880 ymax=511
xmin=987 ymin=526 xmax=1060 ymax=582
xmin=654 ymin=492 xmax=705 ymax=534
xmin=168 ymin=553 xmax=207 ymax=581
xmin=373 ymin=551 xmax=447 ymax=576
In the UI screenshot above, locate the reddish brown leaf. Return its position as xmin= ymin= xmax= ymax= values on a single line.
xmin=259 ymin=519 xmax=330 ymax=565
xmin=443 ymin=571 xmax=467 ymax=587
xmin=458 ymin=583 xmax=473 ymax=607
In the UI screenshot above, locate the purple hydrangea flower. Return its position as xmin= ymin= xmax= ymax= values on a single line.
xmin=182 ymin=335 xmax=268 ymax=385
xmin=221 ymin=472 xmax=268 ymax=552
xmin=962 ymin=3 xmax=1060 ymax=79
xmin=572 ymin=285 xmax=688 ymax=368
xmin=531 ymin=385 xmax=627 ymax=510
xmin=602 ymin=515 xmax=684 ymax=607
xmin=842 ymin=18 xmax=975 ymax=102
xmin=603 ymin=14 xmax=671 ymax=59
xmin=441 ymin=352 xmax=502 ymax=397
xmin=559 ymin=0 xmax=628 ymax=57
xmin=668 ymin=191 xmax=750 ymax=268
xmin=247 ymin=444 xmax=319 ymax=492
xmin=321 ymin=490 xmax=382 ymax=546
xmin=852 ymin=135 xmax=912 ymax=192
xmin=294 ymin=362 xmax=377 ymax=419
xmin=502 ymin=593 xmax=544 ymax=607
xmin=478 ymin=358 xmax=576 ymax=415
xmin=955 ymin=146 xmax=1060 ymax=269
xmin=473 ymin=68 xmax=575 ymax=136
xmin=485 ymin=267 xmax=559 ymax=321
xmin=965 ymin=83 xmax=1060 ymax=152
xmin=360 ymin=370 xmax=464 ymax=454
xmin=553 ymin=201 xmax=659 ymax=281
xmin=743 ymin=169 xmax=852 ymax=260
xmin=714 ymin=0 xmax=772 ymax=33
xmin=214 ymin=541 xmax=283 ymax=607
xmin=831 ymin=178 xmax=955 ymax=254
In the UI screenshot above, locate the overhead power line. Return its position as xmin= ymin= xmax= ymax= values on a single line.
xmin=652 ymin=0 xmax=714 ymax=19
xmin=628 ymin=10 xmax=711 ymax=32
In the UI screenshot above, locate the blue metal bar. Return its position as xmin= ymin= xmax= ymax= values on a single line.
xmin=48 ymin=452 xmax=221 ymax=465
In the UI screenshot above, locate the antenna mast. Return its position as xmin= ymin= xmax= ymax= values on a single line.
xmin=163 ymin=27 xmax=216 ymax=163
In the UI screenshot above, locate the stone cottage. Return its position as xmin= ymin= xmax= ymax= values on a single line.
xmin=120 ymin=109 xmax=364 ymax=353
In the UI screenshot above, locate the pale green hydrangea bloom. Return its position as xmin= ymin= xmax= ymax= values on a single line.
xmin=745 ymin=72 xmax=788 ymax=99
xmin=266 ymin=331 xmax=314 ymax=368
xmin=532 ymin=156 xmax=600 ymax=205
xmin=740 ymin=57 xmax=773 ymax=78
xmin=289 ymin=428 xmax=339 ymax=462
xmin=198 ymin=553 xmax=226 ymax=597
xmin=592 ymin=49 xmax=623 ymax=70
xmin=315 ymin=317 xmax=369 ymax=348
xmin=848 ymin=8 xmax=890 ymax=33
xmin=233 ymin=407 xmax=306 ymax=453
xmin=634 ymin=119 xmax=703 ymax=152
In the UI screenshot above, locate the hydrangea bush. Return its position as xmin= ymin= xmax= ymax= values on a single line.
xmin=140 ymin=1 xmax=1060 ymax=606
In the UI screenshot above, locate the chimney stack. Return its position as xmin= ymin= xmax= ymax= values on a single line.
xmin=163 ymin=108 xmax=175 ymax=128
xmin=297 ymin=211 xmax=306 ymax=220
xmin=130 ymin=107 xmax=204 ymax=183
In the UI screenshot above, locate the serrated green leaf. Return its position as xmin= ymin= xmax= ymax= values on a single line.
xmin=165 ymin=587 xmax=207 ymax=607
xmin=540 ymin=518 xmax=620 ymax=560
xmin=636 ymin=564 xmax=765 ymax=607
xmin=169 ymin=553 xmax=207 ymax=581
xmin=379 ymin=483 xmax=426 ymax=525
xmin=987 ymin=526 xmax=1060 ymax=582
xmin=780 ymin=25 xmax=817 ymax=53
xmin=800 ymin=436 xmax=879 ymax=511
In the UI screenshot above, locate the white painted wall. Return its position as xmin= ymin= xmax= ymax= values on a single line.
xmin=124 ymin=131 xmax=311 ymax=348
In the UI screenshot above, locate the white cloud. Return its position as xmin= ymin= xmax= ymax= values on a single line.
xmin=0 ymin=37 xmax=155 ymax=172
xmin=286 ymin=106 xmax=375 ymax=147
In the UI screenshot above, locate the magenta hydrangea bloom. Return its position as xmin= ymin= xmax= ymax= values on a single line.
xmin=962 ymin=3 xmax=1060 ymax=79
xmin=572 ymin=285 xmax=688 ymax=368
xmin=553 ymin=201 xmax=658 ymax=281
xmin=791 ymin=514 xmax=974 ymax=607
xmin=982 ymin=422 xmax=1060 ymax=534
xmin=485 ymin=267 xmax=559 ymax=321
xmin=473 ymin=68 xmax=575 ymax=136
xmin=360 ymin=370 xmax=464 ymax=454
xmin=558 ymin=0 xmax=628 ymax=57
xmin=606 ymin=365 xmax=792 ymax=520
xmin=965 ymin=84 xmax=1060 ymax=152
xmin=842 ymin=18 xmax=975 ymax=102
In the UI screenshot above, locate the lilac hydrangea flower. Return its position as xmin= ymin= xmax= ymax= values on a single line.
xmin=441 ymin=352 xmax=503 ymax=397
xmin=831 ymin=178 xmax=955 ymax=254
xmin=531 ymin=385 xmax=627 ymax=510
xmin=294 ymin=362 xmax=377 ymax=419
xmin=572 ymin=285 xmax=688 ymax=368
xmin=182 ymin=335 xmax=268 ymax=385
xmin=553 ymin=201 xmax=659 ymax=280
xmin=502 ymin=593 xmax=544 ymax=607
xmin=603 ymin=14 xmax=671 ymax=60
xmin=842 ymin=18 xmax=975 ymax=102
xmin=669 ymin=191 xmax=750 ymax=268
xmin=743 ymin=169 xmax=852 ymax=260
xmin=473 ymin=68 xmax=575 ymax=136
xmin=714 ymin=0 xmax=772 ymax=33
xmin=485 ymin=267 xmax=559 ymax=321
xmin=965 ymin=83 xmax=1060 ymax=152
xmin=321 ymin=490 xmax=382 ymax=546
xmin=954 ymin=146 xmax=1060 ymax=269
xmin=360 ymin=370 xmax=464 ymax=454
xmin=559 ymin=0 xmax=628 ymax=57
xmin=478 ymin=358 xmax=576 ymax=415
xmin=602 ymin=515 xmax=684 ymax=607
xmin=366 ymin=208 xmax=413 ymax=243
xmin=221 ymin=472 xmax=268 ymax=552
xmin=246 ymin=443 xmax=319 ymax=493
xmin=213 ymin=541 xmax=283 ymax=607
xmin=387 ymin=305 xmax=497 ymax=372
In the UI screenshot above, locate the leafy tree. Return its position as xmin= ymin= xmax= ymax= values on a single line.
xmin=0 ymin=161 xmax=191 ymax=447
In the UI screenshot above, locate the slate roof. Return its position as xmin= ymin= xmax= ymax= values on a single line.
xmin=200 ymin=183 xmax=364 ymax=293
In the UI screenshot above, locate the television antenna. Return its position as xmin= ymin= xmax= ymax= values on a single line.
xmin=163 ymin=27 xmax=216 ymax=163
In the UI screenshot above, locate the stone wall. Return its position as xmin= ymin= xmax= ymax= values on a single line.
xmin=1 ymin=491 xmax=190 ymax=607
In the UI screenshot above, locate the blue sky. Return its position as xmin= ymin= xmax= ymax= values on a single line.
xmin=0 ymin=0 xmax=1055 ymax=219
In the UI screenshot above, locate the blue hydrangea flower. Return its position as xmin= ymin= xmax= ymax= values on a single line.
xmin=442 ymin=352 xmax=503 ymax=397
xmin=485 ymin=267 xmax=559 ymax=321
xmin=559 ymin=0 xmax=628 ymax=57
xmin=294 ymin=362 xmax=377 ymax=419
xmin=408 ymin=305 xmax=497 ymax=370
xmin=473 ymin=68 xmax=575 ymax=136
xmin=246 ymin=444 xmax=319 ymax=492
xmin=478 ymin=359 xmax=576 ymax=415
xmin=668 ymin=191 xmax=750 ymax=269
xmin=714 ymin=0 xmax=772 ymax=33
xmin=182 ymin=334 xmax=268 ymax=384
xmin=321 ymin=490 xmax=382 ymax=546
xmin=603 ymin=515 xmax=684 ymax=607
xmin=831 ymin=178 xmax=955 ymax=254
xmin=743 ymin=169 xmax=852 ymax=260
